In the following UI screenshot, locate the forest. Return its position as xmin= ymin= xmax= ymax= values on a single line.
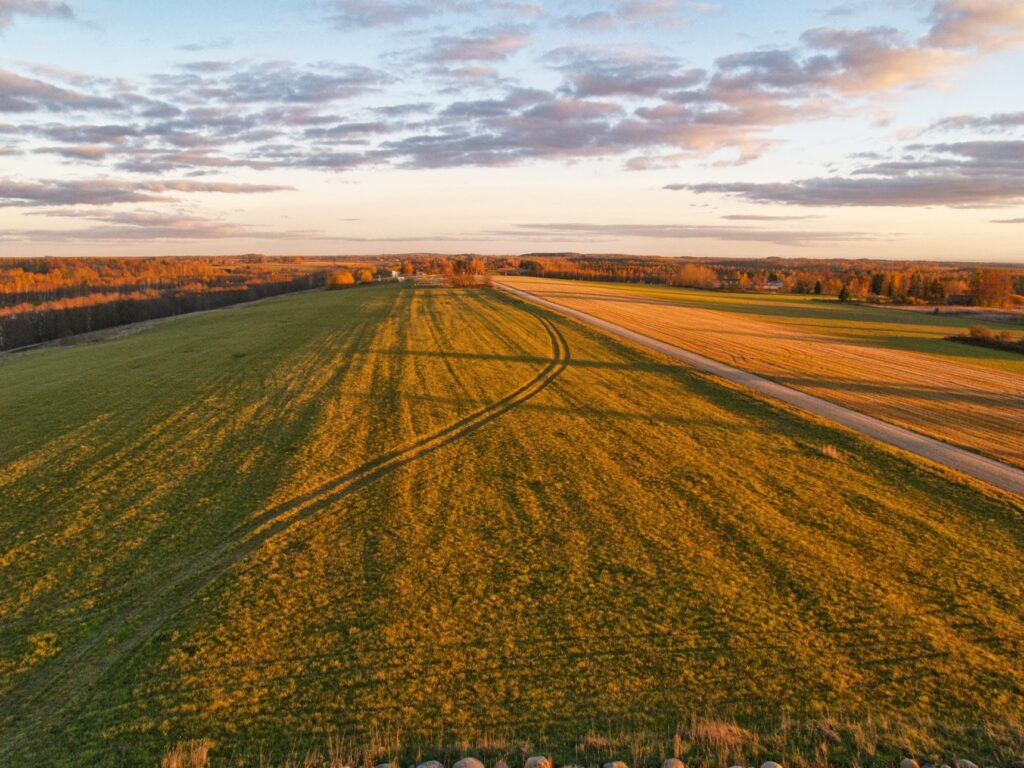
xmin=506 ymin=253 xmax=1024 ymax=308
xmin=0 ymin=256 xmax=332 ymax=351
xmin=3 ymin=253 xmax=1021 ymax=352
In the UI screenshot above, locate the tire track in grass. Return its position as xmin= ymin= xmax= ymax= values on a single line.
xmin=498 ymin=281 xmax=1024 ymax=500
xmin=0 ymin=305 xmax=570 ymax=761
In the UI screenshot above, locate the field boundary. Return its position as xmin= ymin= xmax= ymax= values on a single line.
xmin=0 ymin=287 xmax=332 ymax=359
xmin=0 ymin=303 xmax=571 ymax=762
xmin=497 ymin=281 xmax=1024 ymax=499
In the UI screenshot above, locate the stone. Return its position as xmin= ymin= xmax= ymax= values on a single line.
xmin=761 ymin=762 xmax=784 ymax=768
xmin=955 ymin=761 xmax=977 ymax=768
xmin=602 ymin=762 xmax=628 ymax=768
xmin=902 ymin=759 xmax=921 ymax=768
xmin=1009 ymin=761 xmax=1024 ymax=768
xmin=453 ymin=759 xmax=485 ymax=768
xmin=417 ymin=762 xmax=444 ymax=768
xmin=524 ymin=757 xmax=551 ymax=768
xmin=662 ymin=760 xmax=686 ymax=768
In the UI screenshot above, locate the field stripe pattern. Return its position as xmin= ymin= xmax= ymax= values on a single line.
xmin=499 ymin=276 xmax=1024 ymax=469
xmin=499 ymin=280 xmax=1024 ymax=498
xmin=0 ymin=300 xmax=569 ymax=762
xmin=1 ymin=285 xmax=1022 ymax=767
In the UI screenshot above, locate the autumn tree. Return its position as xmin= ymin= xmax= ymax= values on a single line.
xmin=969 ymin=268 xmax=1015 ymax=307
xmin=670 ymin=264 xmax=718 ymax=289
xmin=326 ymin=270 xmax=355 ymax=289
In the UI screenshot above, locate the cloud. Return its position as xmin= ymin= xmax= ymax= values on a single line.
xmin=618 ymin=0 xmax=685 ymax=22
xmin=36 ymin=144 xmax=112 ymax=159
xmin=428 ymin=28 xmax=530 ymax=62
xmin=34 ymin=122 xmax=139 ymax=142
xmin=0 ymin=68 xmax=120 ymax=112
xmin=498 ymin=3 xmax=543 ymax=19
xmin=153 ymin=61 xmax=392 ymax=105
xmin=669 ymin=140 xmax=1024 ymax=207
xmin=327 ymin=0 xmax=474 ymax=28
xmin=382 ymin=88 xmax=634 ymax=167
xmin=0 ymin=0 xmax=73 ymax=29
xmin=925 ymin=0 xmax=1024 ymax=52
xmin=331 ymin=219 xmax=878 ymax=246
xmin=546 ymin=46 xmax=705 ymax=97
xmin=5 ymin=209 xmax=324 ymax=241
xmin=303 ymin=120 xmax=390 ymax=140
xmin=564 ymin=0 xmax=689 ymax=29
xmin=991 ymin=217 xmax=1024 ymax=223
xmin=328 ymin=0 xmax=435 ymax=27
xmin=4 ymin=0 xmax=1023 ymax=187
xmin=721 ymin=214 xmax=823 ymax=220
xmin=929 ymin=111 xmax=1024 ymax=132
xmin=488 ymin=221 xmax=877 ymax=246
xmin=703 ymin=1 xmax=1024 ymax=112
xmin=177 ymin=37 xmax=234 ymax=52
xmin=0 ymin=178 xmax=294 ymax=206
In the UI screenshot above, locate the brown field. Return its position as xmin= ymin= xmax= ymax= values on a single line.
xmin=499 ymin=277 xmax=1024 ymax=469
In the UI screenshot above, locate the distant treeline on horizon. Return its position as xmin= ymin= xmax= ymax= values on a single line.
xmin=2 ymin=254 xmax=1022 ymax=351
xmin=503 ymin=253 xmax=1024 ymax=308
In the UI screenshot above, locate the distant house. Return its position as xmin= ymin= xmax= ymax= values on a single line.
xmin=763 ymin=279 xmax=784 ymax=292
xmin=376 ymin=269 xmax=400 ymax=281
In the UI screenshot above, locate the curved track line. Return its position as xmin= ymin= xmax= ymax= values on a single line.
xmin=498 ymin=281 xmax=1024 ymax=500
xmin=0 ymin=306 xmax=570 ymax=760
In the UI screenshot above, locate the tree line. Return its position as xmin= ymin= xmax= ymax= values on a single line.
xmin=4 ymin=253 xmax=1020 ymax=351
xmin=502 ymin=254 xmax=1023 ymax=308
xmin=0 ymin=256 xmax=329 ymax=351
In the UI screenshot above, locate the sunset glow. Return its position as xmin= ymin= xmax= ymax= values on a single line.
xmin=1 ymin=0 xmax=1023 ymax=259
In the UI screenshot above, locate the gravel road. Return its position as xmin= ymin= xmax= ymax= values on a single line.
xmin=498 ymin=281 xmax=1024 ymax=500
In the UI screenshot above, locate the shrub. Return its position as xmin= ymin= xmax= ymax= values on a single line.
xmin=968 ymin=325 xmax=994 ymax=340
xmin=447 ymin=272 xmax=478 ymax=288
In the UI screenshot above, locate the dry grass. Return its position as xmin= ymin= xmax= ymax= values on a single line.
xmin=161 ymin=739 xmax=214 ymax=768
xmin=152 ymin=714 xmax=1024 ymax=768
xmin=820 ymin=444 xmax=843 ymax=460
xmin=500 ymin=277 xmax=1024 ymax=468
xmin=0 ymin=285 xmax=1021 ymax=767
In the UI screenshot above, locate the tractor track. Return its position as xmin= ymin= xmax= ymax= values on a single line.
xmin=0 ymin=305 xmax=570 ymax=760
xmin=498 ymin=281 xmax=1024 ymax=500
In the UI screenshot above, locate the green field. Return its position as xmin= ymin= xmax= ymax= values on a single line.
xmin=500 ymin=277 xmax=1024 ymax=470
xmin=1 ymin=285 xmax=1022 ymax=767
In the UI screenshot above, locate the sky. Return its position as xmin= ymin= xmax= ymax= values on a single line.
xmin=0 ymin=0 xmax=1023 ymax=260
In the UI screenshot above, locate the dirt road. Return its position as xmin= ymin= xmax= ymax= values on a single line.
xmin=498 ymin=282 xmax=1024 ymax=500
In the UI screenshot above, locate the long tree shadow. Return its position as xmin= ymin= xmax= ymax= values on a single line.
xmin=0 ymin=304 xmax=571 ymax=763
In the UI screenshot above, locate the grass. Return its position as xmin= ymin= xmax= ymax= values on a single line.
xmin=499 ymin=279 xmax=1024 ymax=370
xmin=499 ymin=276 xmax=1024 ymax=470
xmin=0 ymin=284 xmax=1022 ymax=767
